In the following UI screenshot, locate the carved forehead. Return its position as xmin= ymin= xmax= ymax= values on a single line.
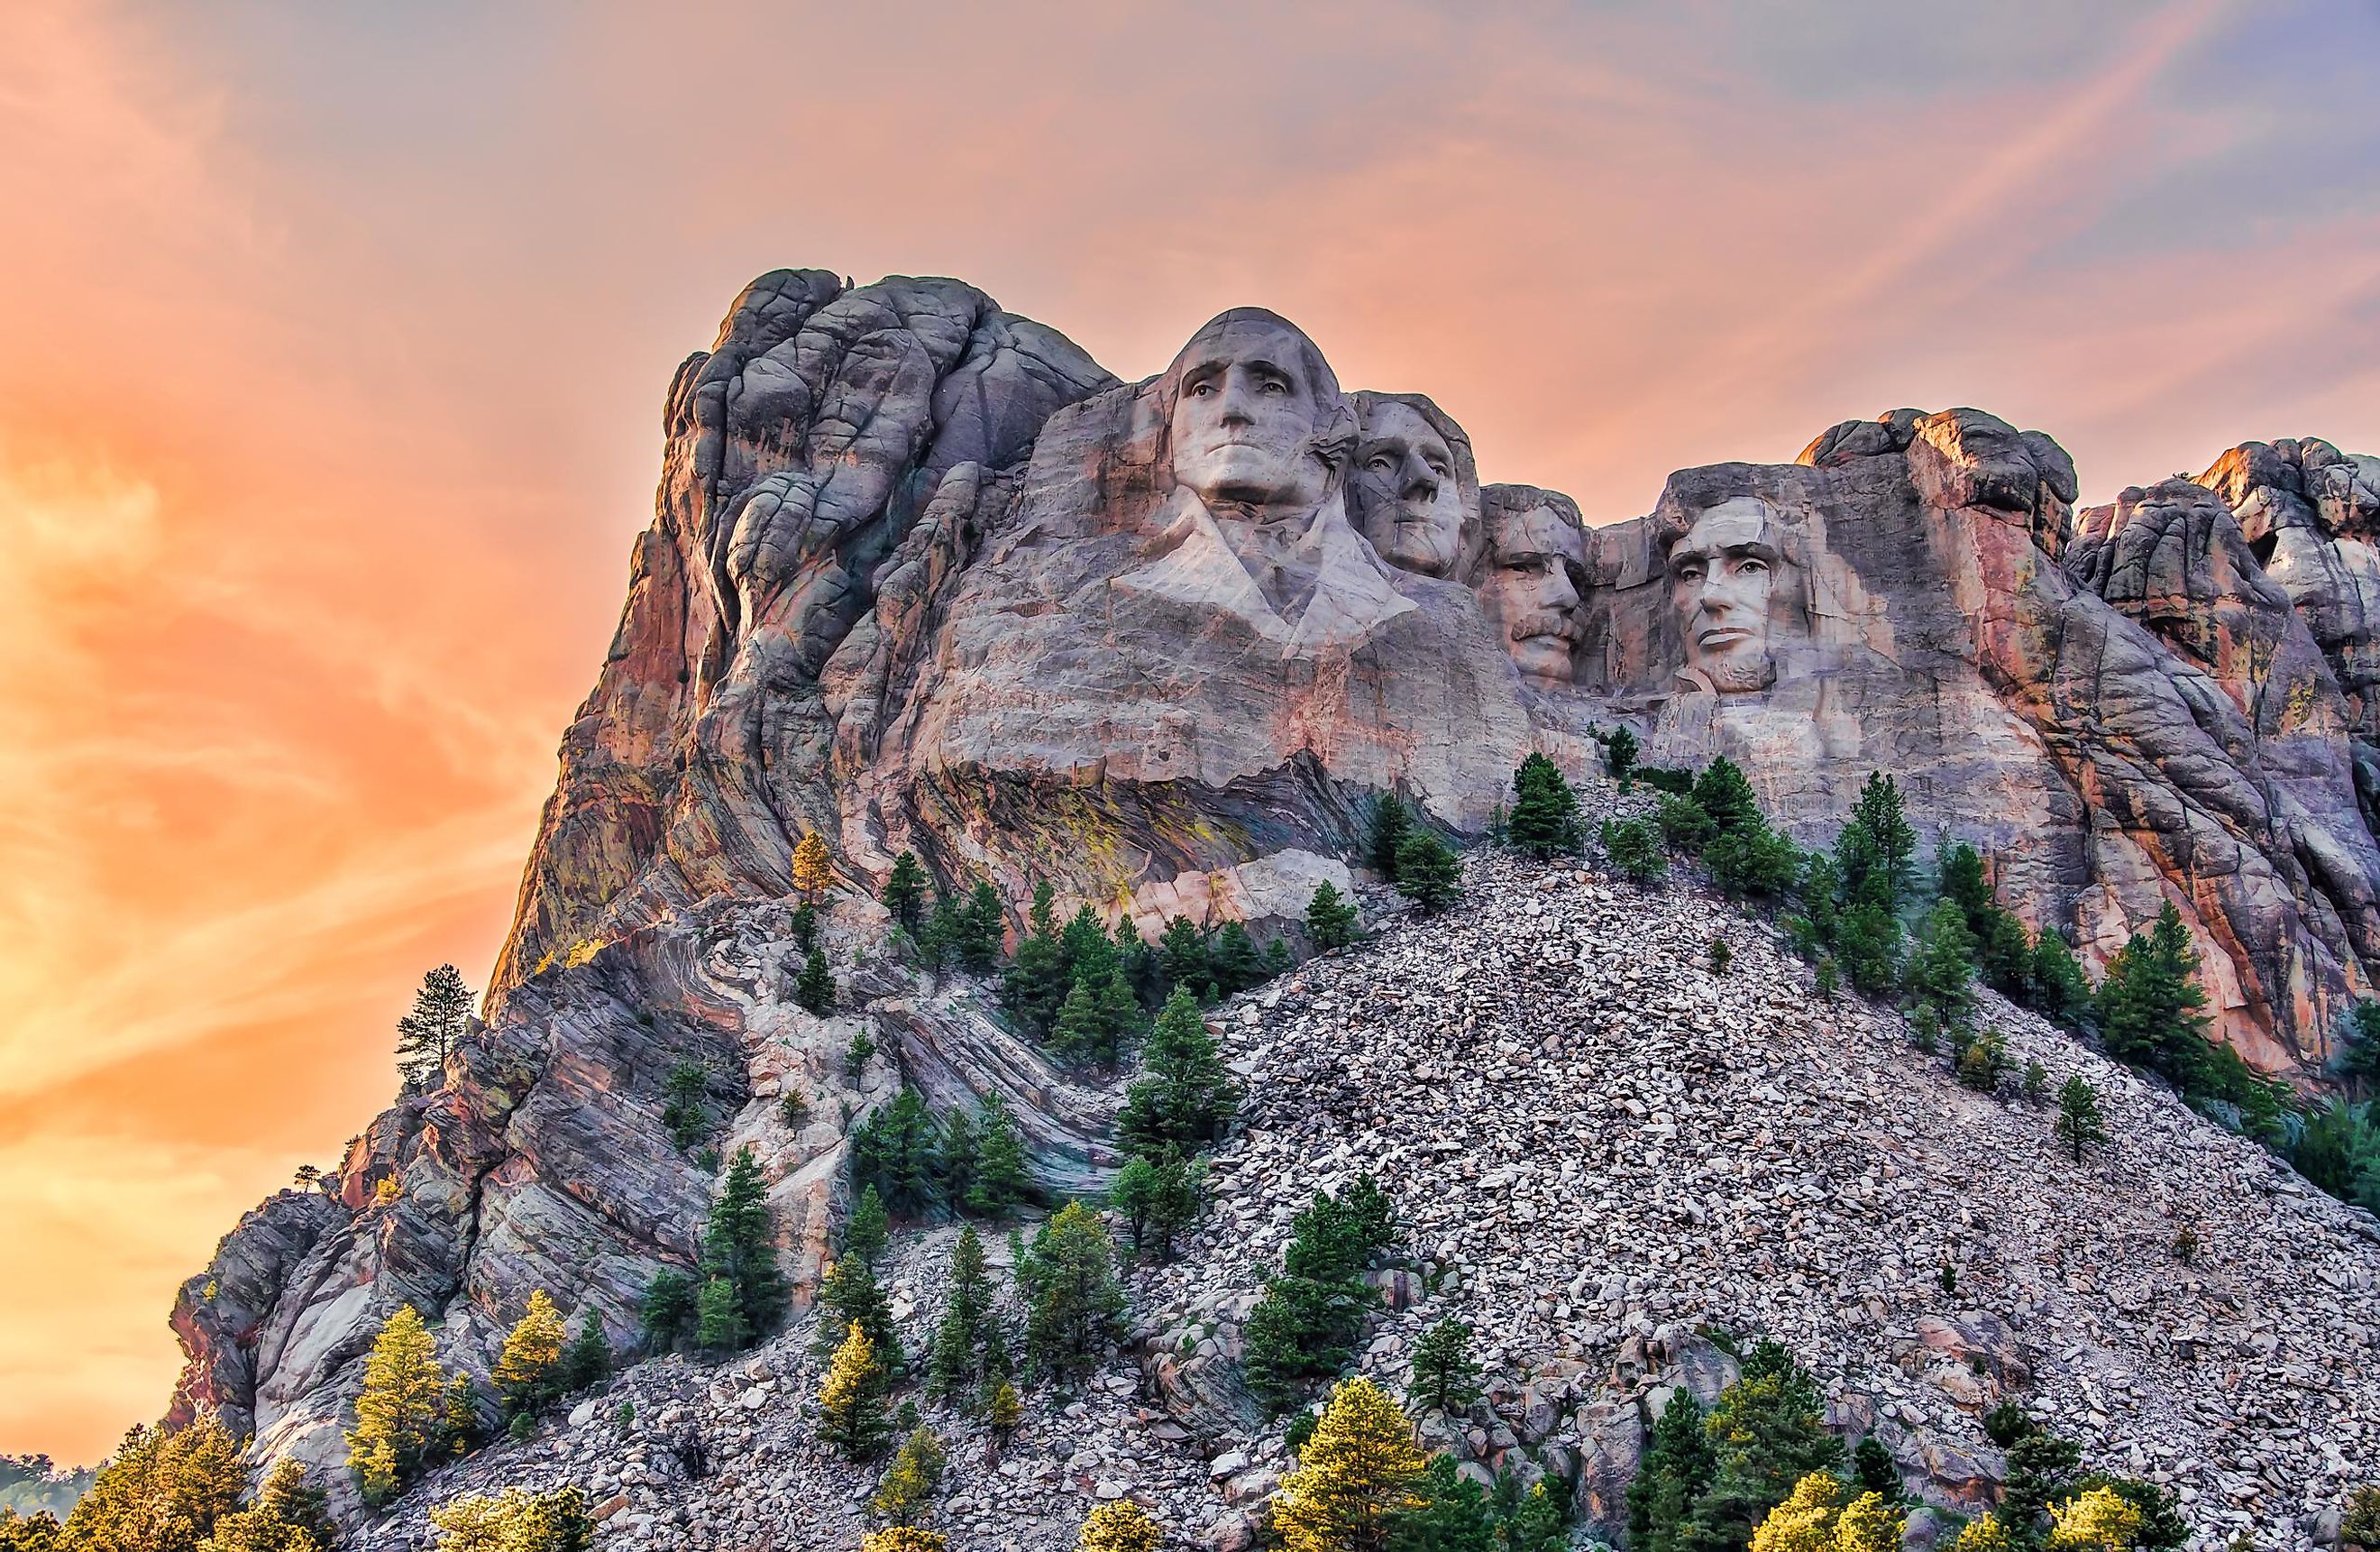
xmin=1168 ymin=308 xmax=1341 ymax=402
xmin=1362 ymin=400 xmax=1451 ymax=457
xmin=1490 ymin=504 xmax=1586 ymax=565
xmin=1670 ymin=496 xmax=1778 ymax=559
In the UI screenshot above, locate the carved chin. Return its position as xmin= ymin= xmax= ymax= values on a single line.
xmin=1695 ymin=651 xmax=1775 ymax=693
xmin=1509 ymin=638 xmax=1577 ymax=681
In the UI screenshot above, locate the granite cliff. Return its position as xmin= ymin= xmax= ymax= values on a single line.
xmin=163 ymin=271 xmax=2380 ymax=1540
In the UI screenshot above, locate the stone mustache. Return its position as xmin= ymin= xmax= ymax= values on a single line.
xmin=503 ymin=271 xmax=2380 ymax=1075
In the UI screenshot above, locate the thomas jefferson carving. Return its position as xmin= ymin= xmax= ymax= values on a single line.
xmin=1350 ymin=394 xmax=1476 ymax=579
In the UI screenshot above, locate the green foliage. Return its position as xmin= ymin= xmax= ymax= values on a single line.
xmin=926 ymin=1226 xmax=1011 ymax=1410
xmin=1656 ymin=794 xmax=1719 ymax=857
xmin=2095 ymin=903 xmax=2213 ymax=1095
xmin=1904 ymin=898 xmax=1978 ymax=1026
xmin=0 ymin=1456 xmax=92 ymax=1522
xmin=843 ymin=1186 xmax=890 ymax=1269
xmin=428 ymin=1484 xmax=592 ymax=1552
xmin=2289 ymin=1099 xmax=2380 ymax=1213
xmin=871 ymin=1428 xmax=947 ymax=1526
xmin=347 ymin=1305 xmax=462 ymax=1504
xmin=1629 ymin=1389 xmax=1719 ymax=1552
xmin=1116 ymin=988 xmax=1240 ymax=1154
xmin=192 ymin=1458 xmax=334 ymax=1552
xmin=817 ymin=1322 xmax=893 ymax=1461
xmin=695 ymin=1145 xmax=787 ymax=1349
xmin=2029 ymin=932 xmax=2093 ymax=1030
xmin=1387 ymin=1454 xmax=1495 ymax=1552
xmin=1680 ymin=1339 xmax=1844 ymax=1552
xmin=1833 ymin=902 xmax=1905 ymax=997
xmin=1109 ymin=1146 xmax=1205 ymax=1263
xmin=2054 ymin=1077 xmax=2107 ymax=1162
xmin=1954 ymin=1026 xmax=2009 ymax=1093
xmin=1242 ymin=1179 xmax=1399 ymax=1412
xmin=1709 ymin=938 xmax=1732 ymax=976
xmin=2340 ymin=1484 xmax=2380 ymax=1552
xmin=846 ymin=1028 xmax=878 ymax=1078
xmin=965 ymin=1095 xmax=1032 ymax=1217
xmin=1840 ymin=773 xmax=1918 ymax=908
xmin=396 ymin=963 xmax=474 ymax=1089
xmin=1407 ymin=1318 xmax=1480 ymax=1415
xmin=2338 ymin=1000 xmax=2380 ymax=1098
xmin=1394 ymin=831 xmax=1462 ymax=914
xmin=65 ymin=1415 xmax=246 ymax=1552
xmin=1020 ymin=1202 xmax=1125 ymax=1383
xmin=1368 ymin=795 xmax=1414 ymax=880
xmin=883 ymin=852 xmax=929 ymax=936
xmin=1602 ymin=818 xmax=1668 ymax=886
xmin=1507 ymin=753 xmax=1583 ymax=859
xmin=1693 ymin=757 xmax=1762 ymax=836
xmin=1605 ymin=725 xmax=1641 ymax=785
xmin=1002 ymin=892 xmax=1072 ymax=1037
xmin=789 ymin=902 xmax=819 ymax=954
xmin=1707 ymin=826 xmax=1803 ymax=899
xmin=1308 ymin=882 xmax=1363 ymax=950
xmin=1852 ymin=1438 xmax=1904 ymax=1503
xmin=694 ymin=1276 xmax=746 ymax=1353
xmin=852 ymin=1088 xmax=944 ymax=1217
xmin=816 ymin=1253 xmax=903 ymax=1373
xmin=1208 ymin=921 xmax=1269 ymax=996
xmin=638 ymin=1271 xmax=696 ymax=1355
xmin=493 ymin=1290 xmax=567 ymax=1421
xmin=795 ymin=949 xmax=837 ymax=1016
xmin=661 ymin=1062 xmax=709 ymax=1150
xmin=956 ymin=880 xmax=1005 ymax=971
xmin=937 ymin=1108 xmax=979 ymax=1214
xmin=559 ymin=1314 xmax=609 ymax=1395
xmin=1635 ymin=766 xmax=1697 ymax=795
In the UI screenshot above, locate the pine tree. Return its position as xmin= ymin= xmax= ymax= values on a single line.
xmin=1628 ymin=1389 xmax=1717 ymax=1552
xmin=853 ymin=1088 xmax=943 ymax=1217
xmin=960 ymin=880 xmax=1006 ymax=971
xmin=871 ymin=1427 xmax=947 ymax=1526
xmin=817 ymin=1322 xmax=892 ymax=1459
xmin=1020 ymin=1201 xmax=1125 ymax=1382
xmin=1307 ymin=883 xmax=1362 ymax=950
xmin=1157 ymin=915 xmax=1210 ymax=997
xmin=1606 ymin=725 xmax=1641 ymax=786
xmin=984 ymin=1379 xmax=1021 ymax=1441
xmin=1842 ymin=773 xmax=1918 ymax=906
xmin=1205 ymin=921 xmax=1265 ymax=995
xmin=883 ymin=851 xmax=929 ymax=936
xmin=1059 ymin=906 xmax=1117 ymax=987
xmin=1050 ymin=978 xmax=1108 ymax=1065
xmin=347 ymin=1305 xmax=448 ymax=1504
xmin=1905 ymin=897 xmax=1979 ymax=1024
xmin=2338 ymin=998 xmax=2380 ymax=1099
xmin=1407 ymin=1318 xmax=1480 ymax=1414
xmin=695 ymin=1276 xmax=747 ymax=1354
xmin=1109 ymin=1155 xmax=1160 ymax=1256
xmin=1094 ymin=969 xmax=1144 ymax=1059
xmin=1852 ymin=1437 xmax=1902 ymax=1502
xmin=938 ymin=1107 xmax=979 ymax=1210
xmin=816 ymin=1254 xmax=902 ymax=1370
xmin=795 ymin=949 xmax=837 ymax=1015
xmin=927 ymin=1226 xmax=1003 ymax=1407
xmin=1601 ymin=818 xmax=1667 ymax=885
xmin=1693 ymin=757 xmax=1762 ymax=836
xmin=792 ymin=831 xmax=836 ymax=903
xmin=1273 ymin=1378 xmax=1429 ymax=1552
xmin=427 ymin=1484 xmax=594 ymax=1552
xmin=1387 ymin=1454 xmax=1496 ymax=1552
xmin=639 ymin=1270 xmax=696 ymax=1354
xmin=191 ymin=1457 xmax=334 ymax=1552
xmin=559 ymin=1313 xmax=610 ymax=1394
xmin=493 ymin=1290 xmax=567 ymax=1420
xmin=395 ymin=964 xmax=474 ymax=1088
xmin=789 ymin=901 xmax=820 ymax=952
xmin=2055 ymin=1076 xmax=2108 ymax=1162
xmin=1368 ymin=795 xmax=1413 ymax=881
xmin=966 ymin=1096 xmax=1031 ymax=1217
xmin=662 ymin=1061 xmax=710 ymax=1150
xmin=64 ymin=1415 xmax=246 ymax=1552
xmin=2097 ymin=902 xmax=2212 ymax=1094
xmin=1116 ymin=987 xmax=1240 ymax=1153
xmin=1507 ymin=753 xmax=1583 ymax=859
xmin=844 ymin=1185 xmax=890 ymax=1269
xmin=1078 ymin=1501 xmax=1162 ymax=1552
xmin=1685 ymin=1340 xmax=1845 ymax=1552
xmin=700 ymin=1145 xmax=787 ymax=1345
xmin=1393 ymin=831 xmax=1461 ymax=914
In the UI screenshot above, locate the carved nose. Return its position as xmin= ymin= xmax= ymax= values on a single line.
xmin=1401 ymin=455 xmax=1440 ymax=502
xmin=1217 ymin=377 xmax=1258 ymax=426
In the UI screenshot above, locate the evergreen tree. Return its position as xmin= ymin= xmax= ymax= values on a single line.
xmin=493 ymin=1290 xmax=566 ymax=1420
xmin=1368 ymin=795 xmax=1414 ymax=881
xmin=1693 ymin=757 xmax=1762 ymax=836
xmin=1094 ymin=969 xmax=1144 ymax=1058
xmin=1109 ymin=1154 xmax=1160 ymax=1257
xmin=1050 ymin=978 xmax=1110 ymax=1066
xmin=1272 ymin=1378 xmax=1429 ymax=1552
xmin=638 ymin=1271 xmax=696 ymax=1354
xmin=1507 ymin=753 xmax=1583 ymax=859
xmin=789 ymin=902 xmax=820 ymax=953
xmin=65 ymin=1415 xmax=246 ymax=1552
xmin=918 ymin=893 xmax=965 ymax=973
xmin=1078 ymin=1501 xmax=1163 ymax=1552
xmin=1112 ymin=916 xmax=1164 ymax=1009
xmin=2096 ymin=903 xmax=2213 ymax=1094
xmin=792 ymin=831 xmax=837 ymax=903
xmin=1999 ymin=1429 xmax=2084 ymax=1547
xmin=1386 ymin=1454 xmax=1496 ymax=1552
xmin=1658 ymin=794 xmax=1719 ymax=856
xmin=440 ymin=1372 xmax=485 ymax=1460
xmin=1710 ymin=937 xmax=1733 ymax=976
xmin=1628 ymin=1389 xmax=1717 ymax=1552
xmin=1406 ymin=1318 xmax=1480 ymax=1414
xmin=1606 ymin=725 xmax=1641 ymax=786
xmin=1059 ymin=906 xmax=1118 ymax=987
xmin=662 ymin=1061 xmax=709 ymax=1150
xmin=883 ymin=851 xmax=929 ymax=936
xmin=191 ymin=1457 xmax=334 ymax=1552
xmin=1307 ymin=883 xmax=1362 ymax=950
xmin=1851 ymin=1437 xmax=1902 ymax=1502
xmin=1841 ymin=773 xmax=1918 ymax=906
xmin=1394 ymin=831 xmax=1461 ymax=914
xmin=1108 ymin=1147 xmax=1204 ymax=1263
xmin=1941 ymin=841 xmax=1992 ymax=924
xmin=961 ymin=880 xmax=1006 ymax=971
xmin=871 ymin=1427 xmax=947 ymax=1526
xmin=843 ymin=1185 xmax=890 ymax=1269
xmin=1707 ymin=826 xmax=1802 ymax=899
xmin=1003 ymin=891 xmax=1072 ymax=1036
xmin=1834 ymin=902 xmax=1905 ymax=997
xmin=700 ymin=1145 xmax=787 ymax=1345
xmin=694 ymin=1276 xmax=746 ymax=1354
xmin=1905 ymin=897 xmax=1979 ymax=1024
xmin=1020 ymin=1201 xmax=1125 ymax=1383
xmin=795 ymin=949 xmax=837 ymax=1016
xmin=427 ymin=1484 xmax=593 ymax=1552
xmin=984 ymin=1379 xmax=1021 ymax=1442
xmin=927 ymin=1226 xmax=1004 ymax=1408
xmin=2055 ymin=1076 xmax=2108 ymax=1162
xmin=937 ymin=1107 xmax=979 ymax=1210
xmin=852 ymin=1088 xmax=943 ymax=1216
xmin=1157 ymin=915 xmax=1211 ymax=996
xmin=1116 ymin=988 xmax=1240 ymax=1153
xmin=1209 ymin=921 xmax=1268 ymax=995
xmin=348 ymin=1305 xmax=449 ymax=1504
xmin=966 ymin=1096 xmax=1031 ymax=1217
xmin=559 ymin=1313 xmax=610 ymax=1394
xmin=816 ymin=1322 xmax=892 ymax=1460
xmin=395 ymin=964 xmax=474 ymax=1088
xmin=1684 ymin=1341 xmax=1844 ymax=1552
xmin=1602 ymin=819 xmax=1667 ymax=885
xmin=816 ymin=1254 xmax=902 ymax=1370
xmin=2338 ymin=998 xmax=2380 ymax=1099
xmin=1243 ymin=1184 xmax=1396 ymax=1412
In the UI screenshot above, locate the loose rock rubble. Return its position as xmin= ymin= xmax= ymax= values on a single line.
xmin=354 ymin=855 xmax=2380 ymax=1551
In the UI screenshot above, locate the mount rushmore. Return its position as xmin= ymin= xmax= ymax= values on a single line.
xmin=165 ymin=269 xmax=2380 ymax=1517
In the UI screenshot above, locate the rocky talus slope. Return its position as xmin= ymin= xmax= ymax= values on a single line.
xmin=348 ymin=855 xmax=2380 ymax=1552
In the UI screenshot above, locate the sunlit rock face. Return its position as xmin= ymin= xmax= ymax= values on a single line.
xmin=170 ymin=271 xmax=2380 ymax=1517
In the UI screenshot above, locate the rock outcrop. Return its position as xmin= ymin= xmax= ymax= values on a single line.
xmin=164 ymin=270 xmax=2380 ymax=1536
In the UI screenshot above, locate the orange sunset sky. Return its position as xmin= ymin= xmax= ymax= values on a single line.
xmin=4 ymin=0 xmax=2377 ymax=1465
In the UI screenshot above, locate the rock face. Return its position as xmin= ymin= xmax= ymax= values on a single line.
xmin=320 ymin=858 xmax=2380 ymax=1552
xmin=167 ymin=270 xmax=2380 ymax=1530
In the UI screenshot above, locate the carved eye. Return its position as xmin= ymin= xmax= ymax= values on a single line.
xmin=1259 ymin=372 xmax=1290 ymax=396
xmin=1368 ymin=455 xmax=1395 ymax=473
xmin=1676 ymin=565 xmax=1704 ymax=584
xmin=1426 ymin=457 xmax=1451 ymax=478
xmin=1737 ymin=557 xmax=1769 ymax=576
xmin=1187 ymin=381 xmax=1216 ymax=398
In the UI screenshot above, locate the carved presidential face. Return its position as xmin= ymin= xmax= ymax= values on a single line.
xmin=1669 ymin=497 xmax=1786 ymax=693
xmin=1353 ymin=400 xmax=1464 ymax=576
xmin=1167 ymin=315 xmax=1334 ymax=514
xmin=1481 ymin=502 xmax=1587 ymax=683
